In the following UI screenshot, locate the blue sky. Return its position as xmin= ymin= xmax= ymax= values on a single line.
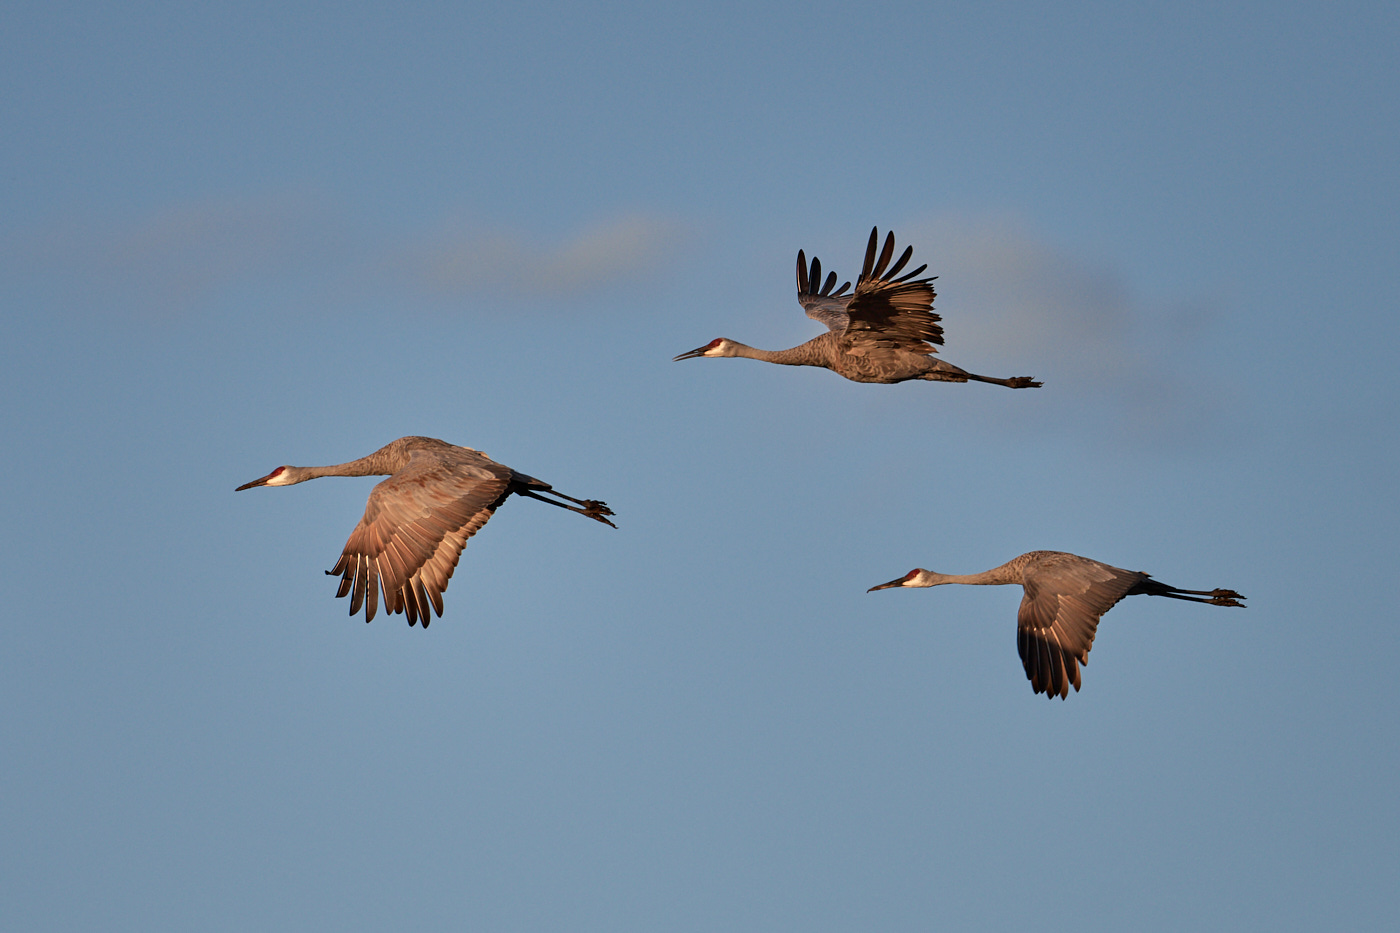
xmin=2 ymin=2 xmax=1397 ymax=930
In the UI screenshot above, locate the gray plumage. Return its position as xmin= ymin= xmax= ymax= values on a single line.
xmin=868 ymin=550 xmax=1245 ymax=699
xmin=674 ymin=227 xmax=1041 ymax=388
xmin=235 ymin=436 xmax=615 ymax=626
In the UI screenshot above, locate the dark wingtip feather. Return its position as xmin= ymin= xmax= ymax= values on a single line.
xmin=872 ymin=231 xmax=896 ymax=278
xmin=364 ymin=561 xmax=379 ymax=623
xmin=892 ymin=263 xmax=928 ymax=284
xmin=349 ymin=557 xmax=366 ymax=616
xmin=418 ymin=579 xmax=436 ymax=619
xmin=796 ymin=250 xmax=809 ymax=293
xmin=861 ymin=227 xmax=879 ymax=279
xmin=885 ymin=244 xmax=913 ymax=279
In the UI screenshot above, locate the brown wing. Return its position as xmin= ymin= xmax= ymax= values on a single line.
xmin=840 ymin=227 xmax=943 ymax=354
xmin=327 ymin=448 xmax=514 ymax=626
xmin=1015 ymin=554 xmax=1146 ymax=699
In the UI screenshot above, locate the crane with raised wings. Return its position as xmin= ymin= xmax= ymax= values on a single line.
xmin=675 ymin=227 xmax=1041 ymax=387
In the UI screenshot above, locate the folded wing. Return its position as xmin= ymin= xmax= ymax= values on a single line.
xmin=1016 ymin=554 xmax=1146 ymax=698
xmin=327 ymin=449 xmax=515 ymax=626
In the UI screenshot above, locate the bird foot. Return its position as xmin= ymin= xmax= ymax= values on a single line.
xmin=1209 ymin=596 xmax=1246 ymax=607
xmin=582 ymin=500 xmax=618 ymax=528
xmin=1008 ymin=377 xmax=1043 ymax=388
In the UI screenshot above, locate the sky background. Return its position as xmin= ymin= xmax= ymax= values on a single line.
xmin=2 ymin=2 xmax=1398 ymax=930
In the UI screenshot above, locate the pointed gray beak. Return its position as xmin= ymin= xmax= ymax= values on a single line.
xmin=235 ymin=472 xmax=276 ymax=491
xmin=867 ymin=577 xmax=908 ymax=592
xmin=673 ymin=345 xmax=710 ymax=362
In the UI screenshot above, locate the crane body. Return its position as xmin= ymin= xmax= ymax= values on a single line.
xmin=869 ymin=550 xmax=1244 ymax=699
xmin=236 ymin=436 xmax=615 ymax=626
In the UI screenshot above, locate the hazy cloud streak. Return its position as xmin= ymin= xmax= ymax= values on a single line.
xmin=392 ymin=214 xmax=685 ymax=300
xmin=898 ymin=214 xmax=1234 ymax=438
xmin=2 ymin=199 xmax=686 ymax=319
xmin=2 ymin=194 xmax=346 ymax=319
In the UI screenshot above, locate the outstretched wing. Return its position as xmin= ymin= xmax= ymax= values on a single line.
xmin=327 ymin=448 xmax=515 ymax=626
xmin=840 ymin=227 xmax=943 ymax=354
xmin=1015 ymin=553 xmax=1146 ymax=699
xmin=795 ymin=248 xmax=854 ymax=332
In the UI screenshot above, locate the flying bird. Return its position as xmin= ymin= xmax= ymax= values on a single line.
xmin=236 ymin=436 xmax=615 ymax=626
xmin=674 ymin=227 xmax=1041 ymax=387
xmin=868 ymin=550 xmax=1244 ymax=698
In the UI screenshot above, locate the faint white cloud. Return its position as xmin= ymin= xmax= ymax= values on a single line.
xmin=898 ymin=213 xmax=1234 ymax=437
xmin=2 ymin=202 xmax=686 ymax=318
xmin=393 ymin=213 xmax=685 ymax=300
xmin=905 ymin=214 xmax=1135 ymax=378
xmin=2 ymin=193 xmax=344 ymax=318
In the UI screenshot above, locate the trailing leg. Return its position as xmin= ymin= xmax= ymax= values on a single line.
xmin=921 ymin=357 xmax=1041 ymax=387
xmin=966 ymin=372 xmax=1043 ymax=389
xmin=1132 ymin=577 xmax=1245 ymax=607
xmin=515 ymin=488 xmax=617 ymax=527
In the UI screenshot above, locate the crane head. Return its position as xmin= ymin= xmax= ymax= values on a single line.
xmin=673 ymin=338 xmax=731 ymax=361
xmin=235 ymin=466 xmax=295 ymax=491
xmin=868 ymin=569 xmax=932 ymax=592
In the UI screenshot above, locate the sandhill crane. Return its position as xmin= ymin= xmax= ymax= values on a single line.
xmin=674 ymin=227 xmax=1041 ymax=387
xmin=868 ymin=550 xmax=1244 ymax=699
xmin=235 ymin=436 xmax=615 ymax=626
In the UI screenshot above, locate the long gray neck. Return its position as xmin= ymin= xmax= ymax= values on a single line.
xmin=927 ymin=559 xmax=1026 ymax=587
xmin=286 ymin=442 xmax=411 ymax=484
xmin=728 ymin=337 xmax=830 ymax=368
